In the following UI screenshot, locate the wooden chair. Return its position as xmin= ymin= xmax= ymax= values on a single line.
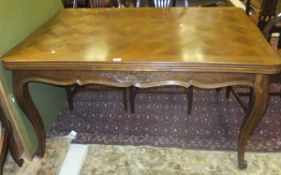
xmin=62 ymin=0 xmax=89 ymax=8
xmin=263 ymin=14 xmax=281 ymax=44
xmin=134 ymin=0 xmax=226 ymax=8
xmin=135 ymin=0 xmax=188 ymax=8
xmin=227 ymin=13 xmax=281 ymax=113
xmin=88 ymin=0 xmax=123 ymax=7
xmin=245 ymin=0 xmax=278 ymax=31
xmin=62 ymin=0 xmax=122 ymax=8
xmin=225 ymin=0 xmax=281 ymax=113
xmin=261 ymin=14 xmax=281 ymax=96
xmin=153 ymin=0 xmax=188 ymax=7
xmin=131 ymin=0 xmax=227 ymax=114
xmin=189 ymin=0 xmax=227 ymax=7
xmin=128 ymin=0 xmax=193 ymax=115
xmin=66 ymin=0 xmax=127 ymax=111
xmin=129 ymin=86 xmax=193 ymax=114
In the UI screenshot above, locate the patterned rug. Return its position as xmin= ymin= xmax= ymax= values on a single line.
xmin=4 ymin=137 xmax=281 ymax=175
xmin=81 ymin=144 xmax=281 ymax=175
xmin=49 ymin=86 xmax=281 ymax=151
xmin=3 ymin=137 xmax=70 ymax=175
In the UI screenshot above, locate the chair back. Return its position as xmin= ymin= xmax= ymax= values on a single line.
xmin=245 ymin=0 xmax=278 ymax=30
xmin=263 ymin=13 xmax=281 ymax=49
xmin=153 ymin=0 xmax=172 ymax=7
xmin=258 ymin=0 xmax=279 ymax=30
xmin=136 ymin=0 xmax=188 ymax=8
xmin=262 ymin=14 xmax=281 ymax=83
xmin=263 ymin=13 xmax=281 ymax=41
xmin=89 ymin=0 xmax=111 ymax=7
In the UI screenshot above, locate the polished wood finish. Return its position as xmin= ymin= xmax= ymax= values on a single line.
xmin=2 ymin=8 xmax=281 ymax=169
xmin=3 ymin=8 xmax=281 ymax=73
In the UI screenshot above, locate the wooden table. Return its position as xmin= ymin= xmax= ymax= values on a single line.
xmin=2 ymin=7 xmax=281 ymax=169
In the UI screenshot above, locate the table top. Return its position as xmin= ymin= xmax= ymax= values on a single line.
xmin=3 ymin=7 xmax=281 ymax=74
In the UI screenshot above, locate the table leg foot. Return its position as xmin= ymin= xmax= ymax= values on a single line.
xmin=15 ymin=159 xmax=24 ymax=167
xmin=35 ymin=150 xmax=44 ymax=158
xmin=238 ymin=160 xmax=247 ymax=170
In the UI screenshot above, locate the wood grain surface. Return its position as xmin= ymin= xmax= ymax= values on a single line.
xmin=3 ymin=7 xmax=281 ymax=74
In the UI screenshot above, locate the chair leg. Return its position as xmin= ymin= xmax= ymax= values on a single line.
xmin=186 ymin=86 xmax=193 ymax=115
xmin=248 ymin=87 xmax=254 ymax=109
xmin=225 ymin=86 xmax=231 ymax=98
xmin=228 ymin=86 xmax=250 ymax=113
xmin=129 ymin=86 xmax=136 ymax=113
xmin=66 ymin=86 xmax=75 ymax=111
xmin=277 ymin=34 xmax=281 ymax=49
xmin=73 ymin=0 xmax=78 ymax=8
xmin=135 ymin=0 xmax=141 ymax=7
xmin=123 ymin=88 xmax=128 ymax=111
xmin=172 ymin=0 xmax=176 ymax=7
xmin=215 ymin=88 xmax=222 ymax=93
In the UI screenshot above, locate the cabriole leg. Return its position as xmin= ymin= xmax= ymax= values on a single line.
xmin=237 ymin=75 xmax=269 ymax=169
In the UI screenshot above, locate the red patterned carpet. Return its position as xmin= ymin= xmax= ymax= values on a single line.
xmin=48 ymin=85 xmax=281 ymax=151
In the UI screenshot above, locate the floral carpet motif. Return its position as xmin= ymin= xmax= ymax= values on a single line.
xmin=81 ymin=144 xmax=281 ymax=175
xmin=3 ymin=137 xmax=70 ymax=175
xmin=49 ymin=86 xmax=281 ymax=151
